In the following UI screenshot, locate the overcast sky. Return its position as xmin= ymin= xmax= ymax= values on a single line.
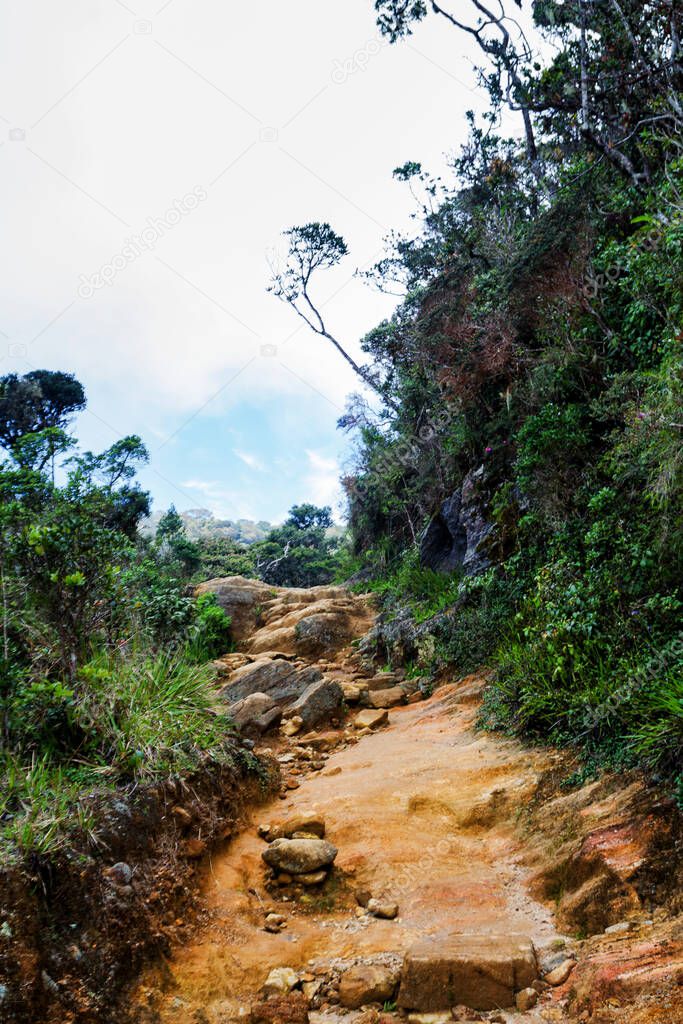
xmin=1 ymin=0 xmax=520 ymax=523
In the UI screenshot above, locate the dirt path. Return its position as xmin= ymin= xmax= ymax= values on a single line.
xmin=136 ymin=678 xmax=579 ymax=1023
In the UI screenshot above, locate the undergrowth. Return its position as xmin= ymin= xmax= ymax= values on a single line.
xmin=0 ymin=650 xmax=238 ymax=858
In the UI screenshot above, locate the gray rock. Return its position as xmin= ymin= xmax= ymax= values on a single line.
xmin=420 ymin=465 xmax=495 ymax=576
xmin=294 ymin=611 xmax=353 ymax=657
xmin=230 ymin=692 xmax=277 ymax=726
xmin=262 ymin=838 xmax=338 ymax=875
xmin=255 ymin=706 xmax=283 ymax=734
xmin=283 ymin=678 xmax=343 ymax=730
xmin=220 ymin=659 xmax=322 ymax=705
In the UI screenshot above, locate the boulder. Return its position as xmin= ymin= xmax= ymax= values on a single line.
xmin=398 ymin=933 xmax=537 ymax=1012
xmin=283 ymin=679 xmax=343 ymax=730
xmin=262 ymin=838 xmax=337 ymax=875
xmin=294 ymin=610 xmax=355 ymax=657
xmin=366 ymin=674 xmax=400 ymax=689
xmin=263 ymin=967 xmax=299 ymax=998
xmin=367 ymin=686 xmax=406 ymax=710
xmin=195 ymin=576 xmax=277 ymax=644
xmin=230 ymin=693 xmax=278 ymax=729
xmin=269 ymin=813 xmax=326 ymax=841
xmin=341 ymin=682 xmax=363 ymax=704
xmin=220 ymin=660 xmax=322 ymax=705
xmin=339 ymin=964 xmax=399 ymax=1009
xmin=354 ymin=709 xmax=389 ymax=731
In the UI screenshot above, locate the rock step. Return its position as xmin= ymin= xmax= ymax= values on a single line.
xmin=397 ymin=933 xmax=538 ymax=1012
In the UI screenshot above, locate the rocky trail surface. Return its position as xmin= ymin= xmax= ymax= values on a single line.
xmin=133 ymin=579 xmax=683 ymax=1024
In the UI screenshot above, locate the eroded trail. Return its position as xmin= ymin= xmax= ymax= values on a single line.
xmin=137 ymin=678 xmax=574 ymax=1023
xmin=133 ymin=581 xmax=683 ymax=1024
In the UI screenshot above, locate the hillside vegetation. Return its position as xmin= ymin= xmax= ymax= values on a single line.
xmin=271 ymin=0 xmax=683 ymax=794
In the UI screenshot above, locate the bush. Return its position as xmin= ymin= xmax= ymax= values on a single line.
xmin=186 ymin=593 xmax=232 ymax=662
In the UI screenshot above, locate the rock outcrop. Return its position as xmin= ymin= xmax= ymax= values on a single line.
xmin=195 ymin=577 xmax=277 ymax=644
xmin=282 ymin=678 xmax=343 ymax=730
xmin=220 ymin=659 xmax=322 ymax=705
xmin=419 ymin=465 xmax=495 ymax=576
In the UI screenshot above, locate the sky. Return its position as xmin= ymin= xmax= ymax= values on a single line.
xmin=0 ymin=0 xmax=522 ymax=524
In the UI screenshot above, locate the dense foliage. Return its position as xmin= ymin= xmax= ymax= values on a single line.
xmin=0 ymin=375 xmax=236 ymax=856
xmin=178 ymin=504 xmax=343 ymax=588
xmin=275 ymin=1 xmax=683 ymax=791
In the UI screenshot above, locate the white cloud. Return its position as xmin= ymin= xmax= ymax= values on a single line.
xmin=305 ymin=449 xmax=343 ymax=514
xmin=181 ymin=479 xmax=219 ymax=491
xmin=306 ymin=451 xmax=338 ymax=474
xmin=233 ymin=450 xmax=265 ymax=471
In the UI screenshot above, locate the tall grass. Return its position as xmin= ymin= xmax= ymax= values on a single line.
xmin=484 ymin=633 xmax=683 ymax=792
xmin=368 ymin=548 xmax=463 ymax=622
xmin=80 ymin=649 xmax=235 ymax=777
xmin=0 ymin=650 xmax=236 ymax=857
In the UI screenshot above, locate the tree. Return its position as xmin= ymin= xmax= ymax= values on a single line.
xmin=374 ymin=0 xmax=541 ymax=175
xmin=155 ymin=505 xmax=202 ymax=578
xmin=156 ymin=505 xmax=185 ymax=543
xmin=252 ymin=504 xmax=340 ymax=587
xmin=69 ymin=436 xmax=151 ymax=538
xmin=0 ymin=371 xmax=86 ymax=462
xmin=530 ymin=0 xmax=683 ymax=188
xmin=268 ymin=223 xmax=399 ymax=411
xmin=287 ymin=503 xmax=334 ymax=530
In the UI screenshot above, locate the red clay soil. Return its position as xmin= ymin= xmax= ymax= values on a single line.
xmin=0 ymin=754 xmax=276 ymax=1024
xmin=130 ymin=676 xmax=683 ymax=1024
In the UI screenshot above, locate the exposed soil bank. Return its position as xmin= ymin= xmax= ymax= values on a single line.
xmin=0 ymin=752 xmax=276 ymax=1024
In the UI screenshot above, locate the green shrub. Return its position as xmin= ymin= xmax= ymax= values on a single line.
xmin=369 ymin=547 xmax=462 ymax=622
xmin=187 ymin=593 xmax=232 ymax=662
